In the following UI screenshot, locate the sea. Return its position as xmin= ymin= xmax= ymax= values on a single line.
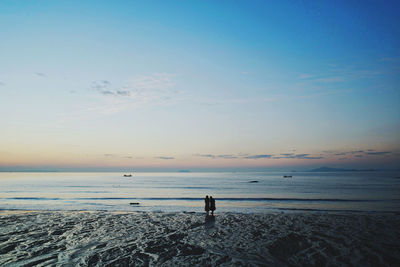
xmin=1 ymin=171 xmax=400 ymax=213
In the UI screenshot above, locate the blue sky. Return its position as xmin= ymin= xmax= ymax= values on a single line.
xmin=0 ymin=0 xmax=399 ymax=171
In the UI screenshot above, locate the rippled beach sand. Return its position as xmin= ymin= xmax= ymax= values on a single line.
xmin=1 ymin=211 xmax=399 ymax=266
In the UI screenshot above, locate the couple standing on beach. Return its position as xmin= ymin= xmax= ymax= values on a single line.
xmin=204 ymin=195 xmax=216 ymax=216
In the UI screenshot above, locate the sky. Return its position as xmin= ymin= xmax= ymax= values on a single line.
xmin=0 ymin=0 xmax=399 ymax=171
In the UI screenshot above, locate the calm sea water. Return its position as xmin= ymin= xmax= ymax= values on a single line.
xmin=1 ymin=172 xmax=400 ymax=213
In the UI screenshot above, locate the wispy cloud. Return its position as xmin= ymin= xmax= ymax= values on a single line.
xmin=194 ymin=149 xmax=396 ymax=161
xmin=244 ymin=154 xmax=272 ymax=159
xmin=102 ymin=90 xmax=131 ymax=96
xmin=218 ymin=154 xmax=239 ymax=159
xmin=103 ymin=153 xmax=134 ymax=159
xmin=91 ymin=80 xmax=131 ymax=97
xmin=327 ymin=149 xmax=391 ymax=157
xmin=34 ymin=72 xmax=46 ymax=77
xmin=350 ymin=150 xmax=364 ymax=154
xmin=194 ymin=154 xmax=238 ymax=159
xmin=295 ymin=154 xmax=324 ymax=159
xmin=132 ymin=73 xmax=175 ymax=91
xmin=333 ymin=150 xmax=364 ymax=156
xmin=195 ymin=154 xmax=216 ymax=159
xmin=155 ymin=156 xmax=175 ymax=160
xmin=380 ymin=57 xmax=400 ymax=62
xmin=272 ymin=153 xmax=324 ymax=159
xmin=88 ymin=73 xmax=179 ymax=114
xmin=0 ymin=81 xmax=5 ymax=86
xmin=297 ymin=63 xmax=383 ymax=90
xmin=195 ymin=153 xmax=323 ymax=160
xmin=366 ymin=151 xmax=390 ymax=156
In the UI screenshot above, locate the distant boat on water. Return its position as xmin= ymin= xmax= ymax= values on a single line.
xmin=283 ymin=175 xmax=292 ymax=178
xmin=123 ymin=174 xmax=132 ymax=177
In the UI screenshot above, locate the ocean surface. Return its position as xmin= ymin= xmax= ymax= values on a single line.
xmin=1 ymin=171 xmax=400 ymax=213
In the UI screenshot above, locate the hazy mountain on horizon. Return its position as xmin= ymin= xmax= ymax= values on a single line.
xmin=308 ymin=166 xmax=380 ymax=172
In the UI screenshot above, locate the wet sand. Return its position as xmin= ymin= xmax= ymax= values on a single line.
xmin=1 ymin=211 xmax=399 ymax=266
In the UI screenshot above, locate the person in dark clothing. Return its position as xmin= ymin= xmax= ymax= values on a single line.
xmin=210 ymin=196 xmax=216 ymax=216
xmin=204 ymin=195 xmax=210 ymax=215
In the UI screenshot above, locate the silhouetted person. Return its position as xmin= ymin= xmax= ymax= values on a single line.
xmin=204 ymin=195 xmax=210 ymax=215
xmin=210 ymin=196 xmax=216 ymax=216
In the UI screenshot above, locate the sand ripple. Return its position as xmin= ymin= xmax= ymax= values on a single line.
xmin=1 ymin=211 xmax=399 ymax=266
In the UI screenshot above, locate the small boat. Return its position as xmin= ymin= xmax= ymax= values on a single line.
xmin=123 ymin=174 xmax=132 ymax=177
xmin=130 ymin=202 xmax=140 ymax=205
xmin=283 ymin=175 xmax=292 ymax=178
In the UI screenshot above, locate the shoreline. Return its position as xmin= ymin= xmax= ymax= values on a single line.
xmin=1 ymin=207 xmax=399 ymax=215
xmin=1 ymin=210 xmax=399 ymax=266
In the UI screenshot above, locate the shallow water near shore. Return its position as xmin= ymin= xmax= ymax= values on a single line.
xmin=1 ymin=171 xmax=400 ymax=213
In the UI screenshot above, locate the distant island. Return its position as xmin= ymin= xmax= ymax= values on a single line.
xmin=307 ymin=167 xmax=380 ymax=172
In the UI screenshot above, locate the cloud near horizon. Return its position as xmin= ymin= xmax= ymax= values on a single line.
xmin=245 ymin=154 xmax=273 ymax=159
xmin=272 ymin=154 xmax=324 ymax=160
xmin=103 ymin=154 xmax=134 ymax=159
xmin=194 ymin=154 xmax=239 ymax=159
xmin=100 ymin=150 xmax=395 ymax=163
xmin=366 ymin=151 xmax=390 ymax=155
xmin=195 ymin=153 xmax=323 ymax=160
xmin=155 ymin=156 xmax=175 ymax=160
xmin=194 ymin=150 xmax=397 ymax=161
xmin=327 ymin=150 xmax=392 ymax=157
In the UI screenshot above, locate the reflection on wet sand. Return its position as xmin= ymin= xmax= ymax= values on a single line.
xmin=1 ymin=211 xmax=399 ymax=266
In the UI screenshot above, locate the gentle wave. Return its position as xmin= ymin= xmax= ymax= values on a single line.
xmin=3 ymin=197 xmax=398 ymax=202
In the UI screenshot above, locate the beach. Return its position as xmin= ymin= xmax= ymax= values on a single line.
xmin=1 ymin=210 xmax=399 ymax=266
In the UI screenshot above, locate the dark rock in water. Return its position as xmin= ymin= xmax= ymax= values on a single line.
xmin=249 ymin=180 xmax=259 ymax=183
xmin=130 ymin=202 xmax=139 ymax=205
